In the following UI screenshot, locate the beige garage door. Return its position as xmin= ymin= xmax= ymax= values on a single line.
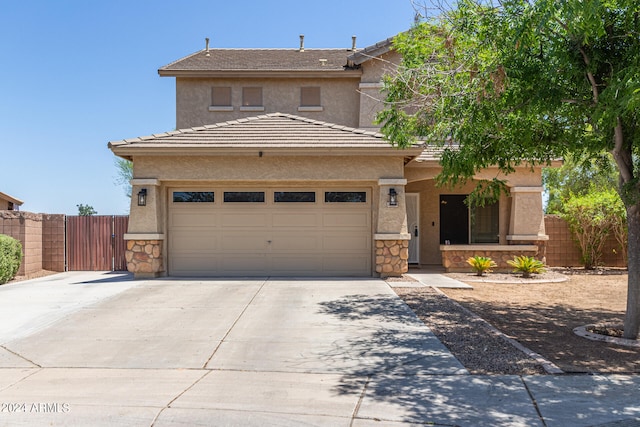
xmin=168 ymin=188 xmax=372 ymax=276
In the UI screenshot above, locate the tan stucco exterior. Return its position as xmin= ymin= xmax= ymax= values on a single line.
xmin=176 ymin=77 xmax=362 ymax=129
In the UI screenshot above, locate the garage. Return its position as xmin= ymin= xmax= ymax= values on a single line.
xmin=168 ymin=187 xmax=372 ymax=276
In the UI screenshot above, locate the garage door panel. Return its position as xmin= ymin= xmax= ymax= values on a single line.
xmin=322 ymin=212 xmax=370 ymax=228
xmin=323 ymin=255 xmax=370 ymax=275
xmin=171 ymin=255 xmax=220 ymax=274
xmin=171 ymin=212 xmax=219 ymax=228
xmin=270 ymin=233 xmax=320 ymax=251
xmin=272 ymin=213 xmax=320 ymax=228
xmin=221 ymin=256 xmax=268 ymax=273
xmin=220 ymin=213 xmax=268 ymax=227
xmin=171 ymin=231 xmax=220 ymax=252
xmin=271 ymin=255 xmax=321 ymax=274
xmin=221 ymin=233 xmax=269 ymax=251
xmin=323 ymin=234 xmax=371 ymax=251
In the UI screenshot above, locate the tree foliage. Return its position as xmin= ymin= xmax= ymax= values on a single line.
xmin=543 ymin=152 xmax=618 ymax=214
xmin=114 ymin=158 xmax=133 ymax=198
xmin=77 ymin=204 xmax=97 ymax=216
xmin=380 ymin=0 xmax=640 ymax=338
xmin=562 ymin=190 xmax=625 ymax=269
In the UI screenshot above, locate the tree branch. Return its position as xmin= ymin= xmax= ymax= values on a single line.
xmin=611 ymin=117 xmax=633 ymax=184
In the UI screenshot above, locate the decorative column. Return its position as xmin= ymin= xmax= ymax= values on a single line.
xmin=374 ymin=178 xmax=411 ymax=277
xmin=507 ymin=186 xmax=549 ymax=261
xmin=124 ymin=178 xmax=165 ymax=278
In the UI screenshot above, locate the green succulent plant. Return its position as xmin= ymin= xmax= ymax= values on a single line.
xmin=466 ymin=256 xmax=497 ymax=276
xmin=507 ymin=255 xmax=546 ymax=278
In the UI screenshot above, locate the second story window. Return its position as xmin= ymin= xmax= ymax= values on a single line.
xmin=241 ymin=87 xmax=264 ymax=111
xmin=299 ymin=87 xmax=323 ymax=112
xmin=209 ymin=87 xmax=233 ymax=111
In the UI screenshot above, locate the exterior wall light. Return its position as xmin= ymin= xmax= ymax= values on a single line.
xmin=388 ymin=188 xmax=398 ymax=207
xmin=137 ymin=188 xmax=147 ymax=206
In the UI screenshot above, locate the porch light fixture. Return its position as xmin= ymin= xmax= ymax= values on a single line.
xmin=388 ymin=188 xmax=398 ymax=207
xmin=137 ymin=188 xmax=147 ymax=206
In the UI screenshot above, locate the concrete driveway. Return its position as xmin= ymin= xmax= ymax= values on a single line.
xmin=1 ymin=272 xmax=639 ymax=426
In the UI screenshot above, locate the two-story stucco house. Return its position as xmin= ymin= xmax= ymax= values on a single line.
xmin=109 ymin=35 xmax=549 ymax=278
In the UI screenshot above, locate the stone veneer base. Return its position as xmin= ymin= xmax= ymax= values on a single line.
xmin=441 ymin=243 xmax=547 ymax=273
xmin=126 ymin=240 xmax=164 ymax=278
xmin=375 ymin=240 xmax=409 ymax=277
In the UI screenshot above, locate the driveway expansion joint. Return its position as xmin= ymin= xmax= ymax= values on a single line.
xmin=1 ymin=344 xmax=41 ymax=368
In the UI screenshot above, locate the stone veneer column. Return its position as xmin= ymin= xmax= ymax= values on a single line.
xmin=375 ymin=178 xmax=411 ymax=277
xmin=125 ymin=178 xmax=164 ymax=278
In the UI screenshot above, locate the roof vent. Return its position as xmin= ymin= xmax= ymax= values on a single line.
xmin=205 ymin=37 xmax=210 ymax=57
xmin=299 ymin=34 xmax=305 ymax=52
xmin=351 ymin=35 xmax=357 ymax=51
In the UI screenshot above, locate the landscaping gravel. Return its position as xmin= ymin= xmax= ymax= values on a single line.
xmin=393 ymin=286 xmax=548 ymax=375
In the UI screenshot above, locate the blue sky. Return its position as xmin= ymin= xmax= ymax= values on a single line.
xmin=0 ymin=0 xmax=420 ymax=215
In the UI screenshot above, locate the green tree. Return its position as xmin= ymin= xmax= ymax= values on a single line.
xmin=543 ymin=152 xmax=618 ymax=214
xmin=563 ymin=190 xmax=624 ymax=269
xmin=114 ymin=158 xmax=133 ymax=198
xmin=77 ymin=204 xmax=97 ymax=216
xmin=379 ymin=0 xmax=640 ymax=338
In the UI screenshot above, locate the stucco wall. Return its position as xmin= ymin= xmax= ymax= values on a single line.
xmin=129 ymin=154 xmax=405 ymax=235
xmin=358 ymin=51 xmax=402 ymax=129
xmin=175 ymin=77 xmax=361 ymax=129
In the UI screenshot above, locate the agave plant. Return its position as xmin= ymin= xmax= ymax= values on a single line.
xmin=466 ymin=256 xmax=497 ymax=276
xmin=507 ymin=255 xmax=546 ymax=278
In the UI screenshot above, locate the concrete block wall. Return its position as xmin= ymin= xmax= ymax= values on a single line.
xmin=545 ymin=215 xmax=626 ymax=268
xmin=0 ymin=211 xmax=66 ymax=276
xmin=42 ymin=214 xmax=66 ymax=272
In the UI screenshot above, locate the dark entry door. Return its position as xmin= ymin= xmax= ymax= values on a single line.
xmin=440 ymin=195 xmax=468 ymax=244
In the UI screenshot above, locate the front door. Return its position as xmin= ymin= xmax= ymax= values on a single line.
xmin=406 ymin=193 xmax=420 ymax=264
xmin=440 ymin=195 xmax=468 ymax=244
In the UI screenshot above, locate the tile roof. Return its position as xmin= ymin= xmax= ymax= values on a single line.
xmin=347 ymin=37 xmax=395 ymax=65
xmin=109 ymin=113 xmax=423 ymax=152
xmin=159 ymin=49 xmax=357 ymax=74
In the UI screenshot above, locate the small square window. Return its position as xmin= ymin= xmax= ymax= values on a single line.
xmin=211 ymin=87 xmax=232 ymax=107
xmin=242 ymin=87 xmax=262 ymax=107
xmin=300 ymin=87 xmax=321 ymax=107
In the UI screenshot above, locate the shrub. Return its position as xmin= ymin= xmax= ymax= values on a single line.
xmin=562 ymin=190 xmax=625 ymax=269
xmin=466 ymin=256 xmax=497 ymax=276
xmin=0 ymin=234 xmax=22 ymax=285
xmin=507 ymin=255 xmax=546 ymax=278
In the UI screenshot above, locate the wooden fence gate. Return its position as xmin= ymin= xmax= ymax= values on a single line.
xmin=66 ymin=215 xmax=129 ymax=271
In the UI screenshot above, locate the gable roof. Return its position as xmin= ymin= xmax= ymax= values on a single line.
xmin=0 ymin=192 xmax=24 ymax=206
xmin=158 ymin=49 xmax=361 ymax=77
xmin=109 ymin=113 xmax=424 ymax=159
